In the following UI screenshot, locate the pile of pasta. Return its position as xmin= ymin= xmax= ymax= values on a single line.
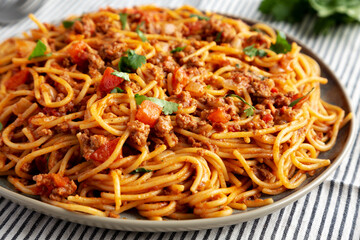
xmin=0 ymin=5 xmax=351 ymax=220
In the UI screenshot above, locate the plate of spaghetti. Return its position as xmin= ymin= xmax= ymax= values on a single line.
xmin=0 ymin=5 xmax=355 ymax=232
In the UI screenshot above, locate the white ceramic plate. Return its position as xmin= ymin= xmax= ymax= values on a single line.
xmin=0 ymin=17 xmax=356 ymax=232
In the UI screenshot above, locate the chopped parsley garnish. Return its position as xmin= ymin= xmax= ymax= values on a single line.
xmin=226 ymin=94 xmax=256 ymax=117
xmin=215 ymin=31 xmax=222 ymax=42
xmin=190 ymin=14 xmax=210 ymax=21
xmin=62 ymin=18 xmax=81 ymax=29
xmin=130 ymin=168 xmax=152 ymax=174
xmin=206 ymin=85 xmax=211 ymax=89
xmin=243 ymin=47 xmax=265 ymax=58
xmin=243 ymin=44 xmax=267 ymax=57
xmin=111 ymin=70 xmax=130 ymax=81
xmin=136 ymin=21 xmax=147 ymax=42
xmin=0 ymin=122 xmax=3 ymax=131
xmin=235 ymin=64 xmax=240 ymax=68
xmin=135 ymin=94 xmax=179 ymax=115
xmin=119 ymin=50 xmax=146 ymax=73
xmin=250 ymin=27 xmax=263 ymax=33
xmin=119 ymin=13 xmax=127 ymax=30
xmin=289 ymin=87 xmax=315 ymax=107
xmin=270 ymin=31 xmax=291 ymax=54
xmin=28 ymin=40 xmax=52 ymax=60
xmin=110 ymin=87 xmax=124 ymax=93
xmin=171 ymin=46 xmax=186 ymax=53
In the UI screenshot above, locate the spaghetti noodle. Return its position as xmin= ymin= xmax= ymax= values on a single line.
xmin=0 ymin=5 xmax=351 ymax=220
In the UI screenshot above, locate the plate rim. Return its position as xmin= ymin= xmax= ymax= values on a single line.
xmin=0 ymin=15 xmax=356 ymax=232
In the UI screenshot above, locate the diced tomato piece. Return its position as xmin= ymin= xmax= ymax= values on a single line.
xmin=136 ymin=100 xmax=162 ymax=127
xmin=33 ymin=173 xmax=73 ymax=196
xmin=262 ymin=113 xmax=273 ymax=123
xmin=4 ymin=69 xmax=30 ymax=90
xmin=271 ymin=87 xmax=278 ymax=93
xmin=208 ymin=108 xmax=230 ymax=123
xmin=52 ymin=173 xmax=68 ymax=187
xmin=90 ymin=138 xmax=122 ymax=163
xmin=67 ymin=41 xmax=88 ymax=67
xmin=99 ymin=67 xmax=124 ymax=92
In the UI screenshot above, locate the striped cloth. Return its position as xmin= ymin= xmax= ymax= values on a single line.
xmin=0 ymin=0 xmax=359 ymax=239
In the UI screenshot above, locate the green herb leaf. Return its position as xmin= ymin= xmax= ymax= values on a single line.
xmin=226 ymin=94 xmax=256 ymax=117
xmin=235 ymin=64 xmax=240 ymax=68
xmin=250 ymin=27 xmax=263 ymax=33
xmin=259 ymin=0 xmax=360 ymax=34
xmin=270 ymin=31 xmax=291 ymax=54
xmin=62 ymin=18 xmax=81 ymax=29
xmin=215 ymin=31 xmax=222 ymax=42
xmin=130 ymin=168 xmax=152 ymax=174
xmin=119 ymin=50 xmax=146 ymax=73
xmin=170 ymin=46 xmax=186 ymax=53
xmin=309 ymin=0 xmax=360 ymax=21
xmin=244 ymin=44 xmax=267 ymax=57
xmin=136 ymin=21 xmax=147 ymax=42
xmin=289 ymin=87 xmax=315 ymax=107
xmin=111 ymin=70 xmax=130 ymax=81
xmin=206 ymin=85 xmax=211 ymax=89
xmin=62 ymin=20 xmax=75 ymax=29
xmin=259 ymin=0 xmax=313 ymax=23
xmin=119 ymin=13 xmax=127 ymax=30
xmin=189 ymin=14 xmax=210 ymax=21
xmin=110 ymin=87 xmax=124 ymax=93
xmin=28 ymin=40 xmax=52 ymax=60
xmin=135 ymin=94 xmax=179 ymax=115
xmin=0 ymin=122 xmax=3 ymax=131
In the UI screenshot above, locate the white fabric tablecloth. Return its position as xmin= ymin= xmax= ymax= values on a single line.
xmin=0 ymin=0 xmax=359 ymax=239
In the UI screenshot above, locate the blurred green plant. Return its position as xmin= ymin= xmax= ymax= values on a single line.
xmin=259 ymin=0 xmax=360 ymax=34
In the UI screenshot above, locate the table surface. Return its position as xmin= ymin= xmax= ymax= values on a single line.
xmin=0 ymin=0 xmax=359 ymax=239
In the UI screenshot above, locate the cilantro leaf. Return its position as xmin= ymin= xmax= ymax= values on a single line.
xmin=226 ymin=94 xmax=256 ymax=117
xmin=135 ymin=94 xmax=179 ymax=115
xmin=111 ymin=70 xmax=130 ymax=81
xmin=215 ymin=31 xmax=222 ymax=43
xmin=130 ymin=168 xmax=152 ymax=174
xmin=119 ymin=13 xmax=127 ymax=30
xmin=28 ymin=40 xmax=52 ymax=60
xmin=136 ymin=21 xmax=147 ymax=42
xmin=190 ymin=14 xmax=210 ymax=21
xmin=270 ymin=31 xmax=291 ymax=54
xmin=243 ymin=45 xmax=267 ymax=57
xmin=289 ymin=87 xmax=315 ymax=107
xmin=170 ymin=46 xmax=186 ymax=53
xmin=110 ymin=87 xmax=124 ymax=93
xmin=62 ymin=18 xmax=81 ymax=29
xmin=0 ymin=122 xmax=3 ymax=131
xmin=119 ymin=50 xmax=146 ymax=73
